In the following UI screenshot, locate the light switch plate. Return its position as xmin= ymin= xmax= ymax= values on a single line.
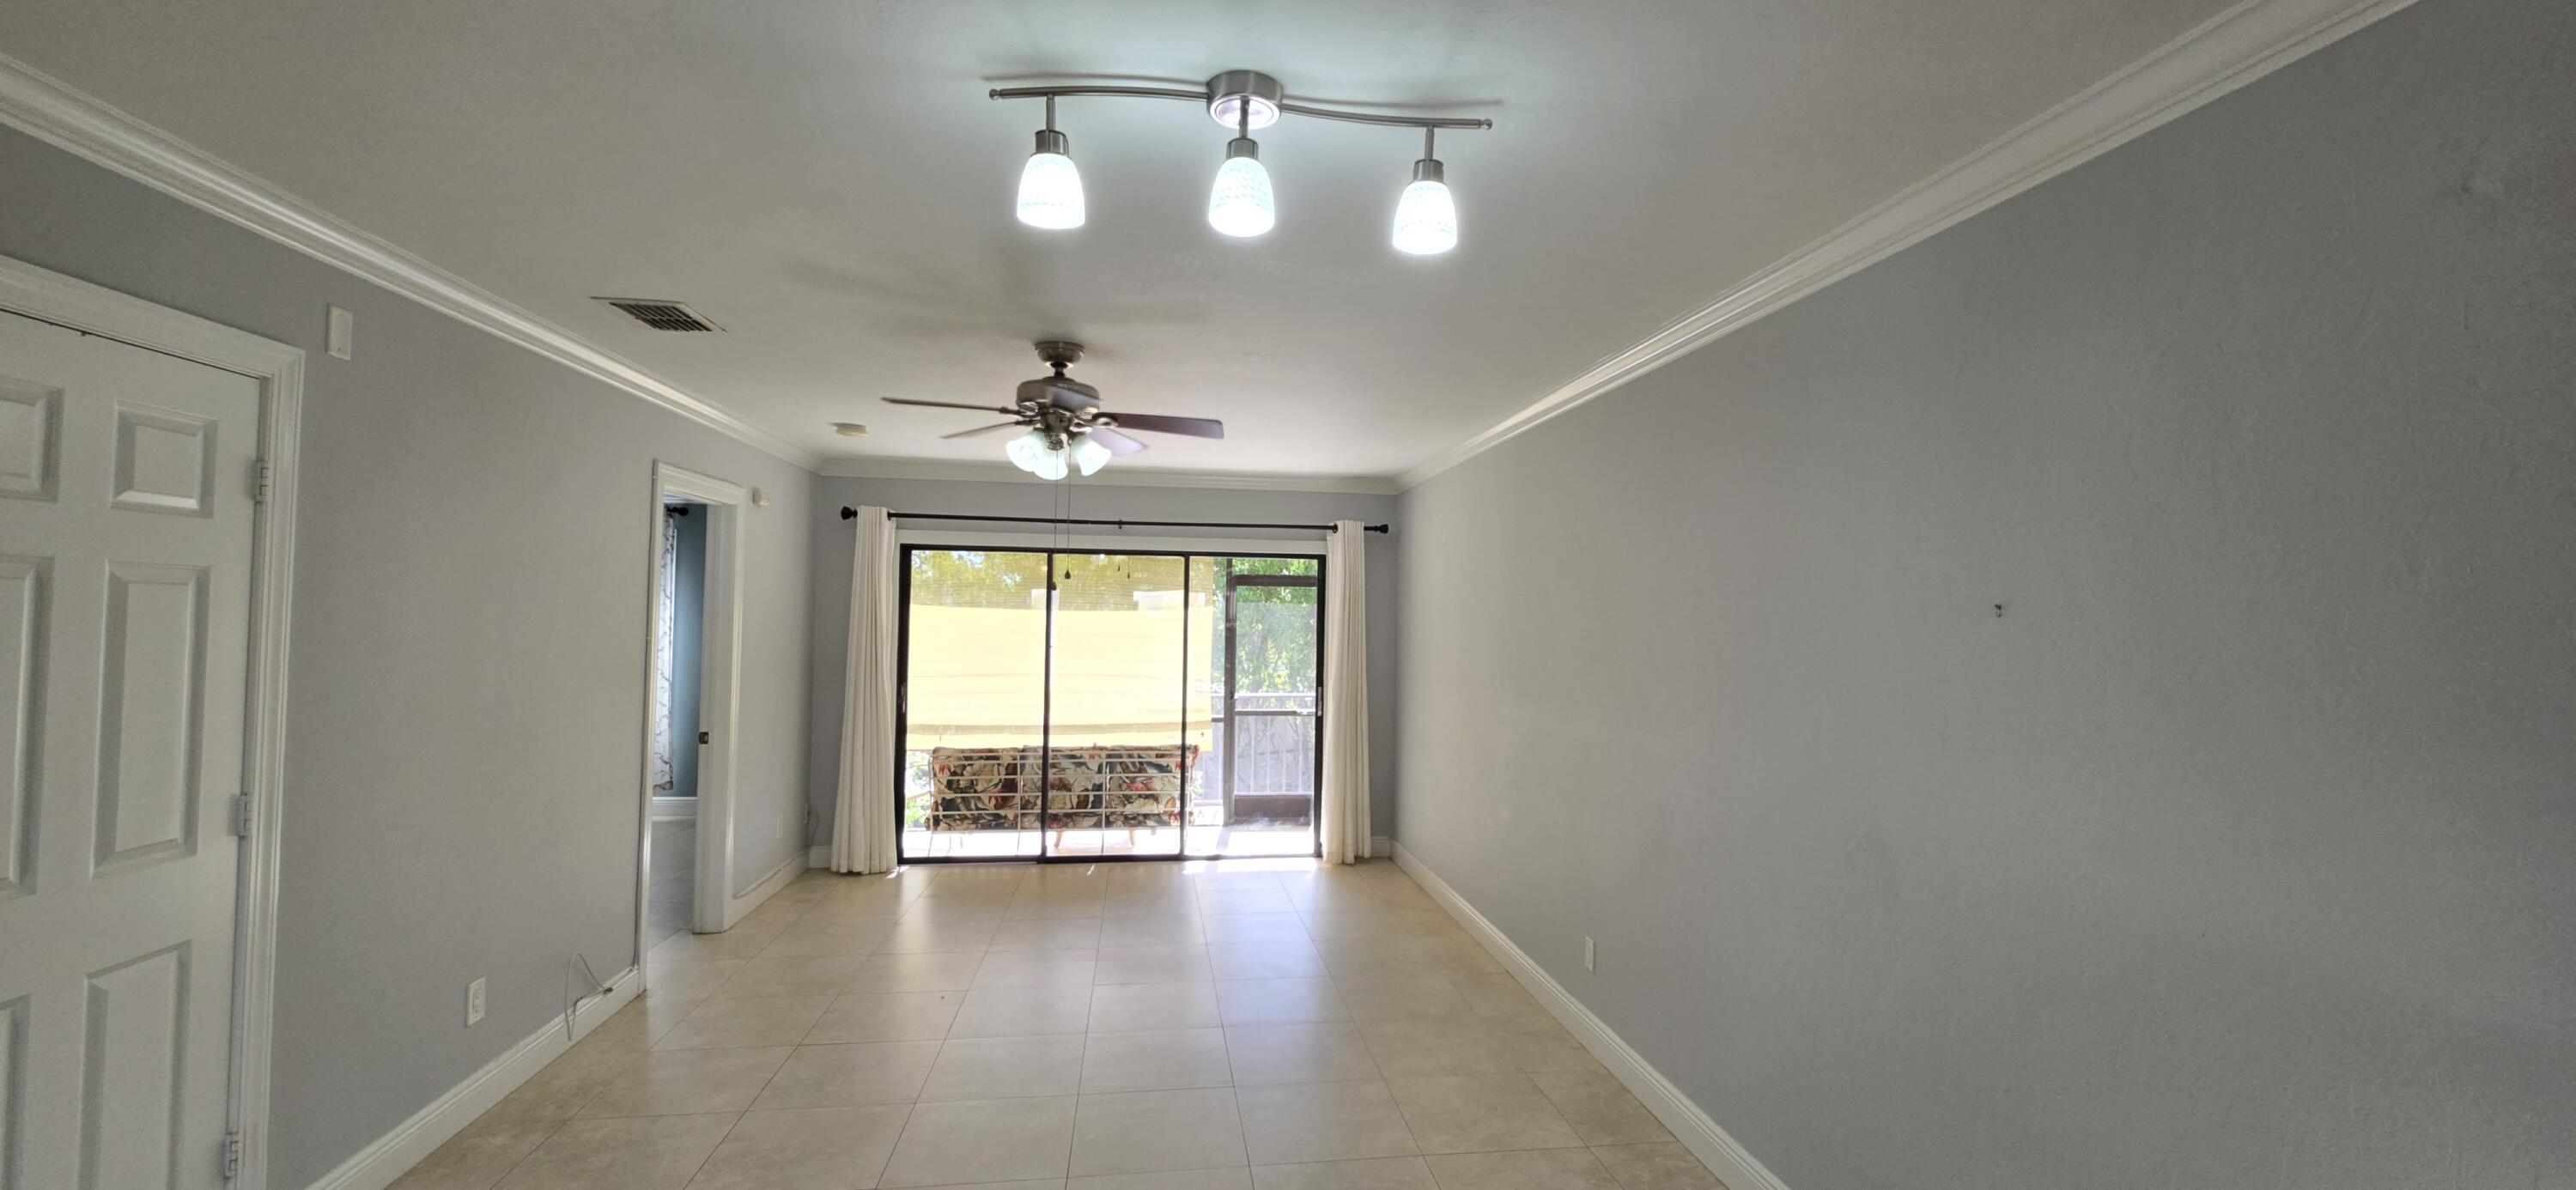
xmin=466 ymin=975 xmax=487 ymax=1026
xmin=325 ymin=305 xmax=354 ymax=360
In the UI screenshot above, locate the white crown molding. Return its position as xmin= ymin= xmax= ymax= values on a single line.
xmin=818 ymin=455 xmax=1403 ymax=495
xmin=1396 ymin=0 xmax=2421 ymax=491
xmin=0 ymin=51 xmax=823 ymax=471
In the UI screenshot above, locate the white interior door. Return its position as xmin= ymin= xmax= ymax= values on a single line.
xmin=0 ymin=312 xmax=261 ymax=1189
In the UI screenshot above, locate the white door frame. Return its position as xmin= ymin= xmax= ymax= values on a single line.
xmin=637 ymin=462 xmax=744 ymax=961
xmin=0 ymin=255 xmax=302 ymax=1188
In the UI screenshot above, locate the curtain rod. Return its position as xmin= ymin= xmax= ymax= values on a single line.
xmin=841 ymin=508 xmax=1388 ymax=533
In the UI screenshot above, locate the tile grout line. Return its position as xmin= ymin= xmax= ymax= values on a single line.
xmin=512 ymin=861 xmax=1636 ymax=1187
xmin=462 ymin=1116 xmax=570 ymax=1190
xmin=671 ymin=1110 xmax=742 ymax=1190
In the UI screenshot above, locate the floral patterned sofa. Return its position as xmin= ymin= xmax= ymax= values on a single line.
xmin=927 ymin=744 xmax=1197 ymax=838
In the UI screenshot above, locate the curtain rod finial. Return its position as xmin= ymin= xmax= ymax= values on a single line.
xmin=841 ymin=506 xmax=859 ymax=519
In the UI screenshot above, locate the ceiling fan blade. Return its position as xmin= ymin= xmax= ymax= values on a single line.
xmin=883 ymin=398 xmax=1022 ymax=414
xmin=1103 ymin=413 xmax=1224 ymax=440
xmin=1087 ymin=427 xmax=1150 ymax=456
xmin=942 ymin=421 xmax=1026 ymax=440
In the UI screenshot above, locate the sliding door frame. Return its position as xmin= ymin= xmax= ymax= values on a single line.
xmin=891 ymin=541 xmax=1327 ymax=865
xmin=1219 ymin=571 xmax=1325 ymax=834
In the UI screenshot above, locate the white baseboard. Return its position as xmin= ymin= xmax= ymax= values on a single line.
xmin=649 ymin=795 xmax=696 ymax=820
xmin=304 ymin=965 xmax=641 ymax=1190
xmin=717 ymin=854 xmax=803 ymax=930
xmin=1370 ymin=835 xmax=1394 ymax=858
xmin=1394 ymin=843 xmax=1790 ymax=1190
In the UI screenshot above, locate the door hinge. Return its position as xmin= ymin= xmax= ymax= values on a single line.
xmin=230 ymin=793 xmax=255 ymax=838
xmin=251 ymin=459 xmax=274 ymax=504
xmin=222 ymin=1128 xmax=243 ymax=1179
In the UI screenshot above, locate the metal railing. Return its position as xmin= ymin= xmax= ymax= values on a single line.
xmin=1223 ymin=712 xmax=1316 ymax=795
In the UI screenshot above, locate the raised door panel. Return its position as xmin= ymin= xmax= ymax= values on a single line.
xmin=0 ymin=557 xmax=40 ymax=898
xmin=0 ymin=379 xmax=60 ymax=501
xmin=0 ymin=993 xmax=22 ymax=1187
xmin=92 ymin=564 xmax=205 ymax=872
xmin=108 ymin=404 xmax=215 ymax=517
xmin=78 ymin=944 xmax=191 ymax=1190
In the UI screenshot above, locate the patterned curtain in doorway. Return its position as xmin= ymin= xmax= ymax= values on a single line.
xmin=650 ymin=510 xmax=678 ymax=792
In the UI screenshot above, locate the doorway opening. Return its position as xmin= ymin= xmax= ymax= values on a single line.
xmin=895 ymin=546 xmax=1323 ymax=863
xmin=646 ymin=500 xmax=708 ymax=947
xmin=635 ymin=463 xmax=746 ymax=954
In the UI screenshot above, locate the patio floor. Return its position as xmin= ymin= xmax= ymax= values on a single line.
xmin=901 ymin=823 xmax=1317 ymax=861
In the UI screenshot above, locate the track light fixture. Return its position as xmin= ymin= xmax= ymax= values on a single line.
xmin=992 ymin=71 xmax=1490 ymax=254
xmin=1392 ymin=129 xmax=1458 ymax=255
xmin=1015 ymin=96 xmax=1085 ymax=230
xmin=1207 ymin=100 xmax=1276 ymax=238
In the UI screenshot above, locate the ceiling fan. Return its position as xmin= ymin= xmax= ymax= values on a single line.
xmin=882 ymin=341 xmax=1224 ymax=479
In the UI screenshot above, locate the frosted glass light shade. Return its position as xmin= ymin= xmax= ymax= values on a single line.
xmin=1392 ymin=179 xmax=1458 ymax=254
xmin=1207 ymin=155 xmax=1276 ymax=238
xmin=1005 ymin=429 xmax=1048 ymax=471
xmin=1071 ymin=435 xmax=1112 ymax=476
xmin=1016 ymin=151 xmax=1085 ymax=229
xmin=1030 ymin=445 xmax=1071 ymax=481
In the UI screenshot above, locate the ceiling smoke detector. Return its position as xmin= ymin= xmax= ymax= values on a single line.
xmin=595 ymin=297 xmax=724 ymax=332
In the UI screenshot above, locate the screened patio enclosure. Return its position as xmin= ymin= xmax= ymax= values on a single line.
xmin=897 ymin=547 xmax=1322 ymax=860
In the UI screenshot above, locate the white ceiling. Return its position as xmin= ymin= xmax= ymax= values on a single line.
xmin=3 ymin=0 xmax=2227 ymax=479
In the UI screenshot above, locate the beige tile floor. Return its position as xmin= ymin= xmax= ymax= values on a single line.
xmin=392 ymin=859 xmax=1726 ymax=1190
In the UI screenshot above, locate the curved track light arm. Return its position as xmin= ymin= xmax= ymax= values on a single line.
xmin=987 ymin=82 xmax=1495 ymax=131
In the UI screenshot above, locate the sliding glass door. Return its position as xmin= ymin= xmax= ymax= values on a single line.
xmin=1045 ymin=554 xmax=1189 ymax=858
xmin=897 ymin=546 xmax=1321 ymax=862
xmin=1205 ymin=562 xmax=1321 ymax=856
xmin=898 ymin=550 xmax=1049 ymax=859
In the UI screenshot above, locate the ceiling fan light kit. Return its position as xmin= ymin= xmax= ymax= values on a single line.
xmin=999 ymin=70 xmax=1489 ymax=253
xmin=881 ymin=341 xmax=1224 ymax=482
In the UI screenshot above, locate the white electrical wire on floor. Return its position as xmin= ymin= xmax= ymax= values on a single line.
xmin=562 ymin=952 xmax=610 ymax=1041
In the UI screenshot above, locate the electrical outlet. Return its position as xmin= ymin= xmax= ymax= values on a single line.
xmin=465 ymin=976 xmax=488 ymax=1026
xmin=1583 ymin=937 xmax=1596 ymax=972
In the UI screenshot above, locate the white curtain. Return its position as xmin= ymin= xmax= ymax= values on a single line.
xmin=1320 ymin=520 xmax=1372 ymax=863
xmin=832 ymin=507 xmax=901 ymax=873
xmin=649 ymin=511 xmax=679 ymax=792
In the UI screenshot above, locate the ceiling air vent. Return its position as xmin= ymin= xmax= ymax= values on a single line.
xmin=595 ymin=297 xmax=724 ymax=332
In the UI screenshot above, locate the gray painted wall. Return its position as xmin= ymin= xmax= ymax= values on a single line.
xmin=1394 ymin=1 xmax=2576 ymax=1187
xmin=0 ymin=127 xmax=814 ymax=1187
xmin=807 ymin=477 xmax=1400 ymax=841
